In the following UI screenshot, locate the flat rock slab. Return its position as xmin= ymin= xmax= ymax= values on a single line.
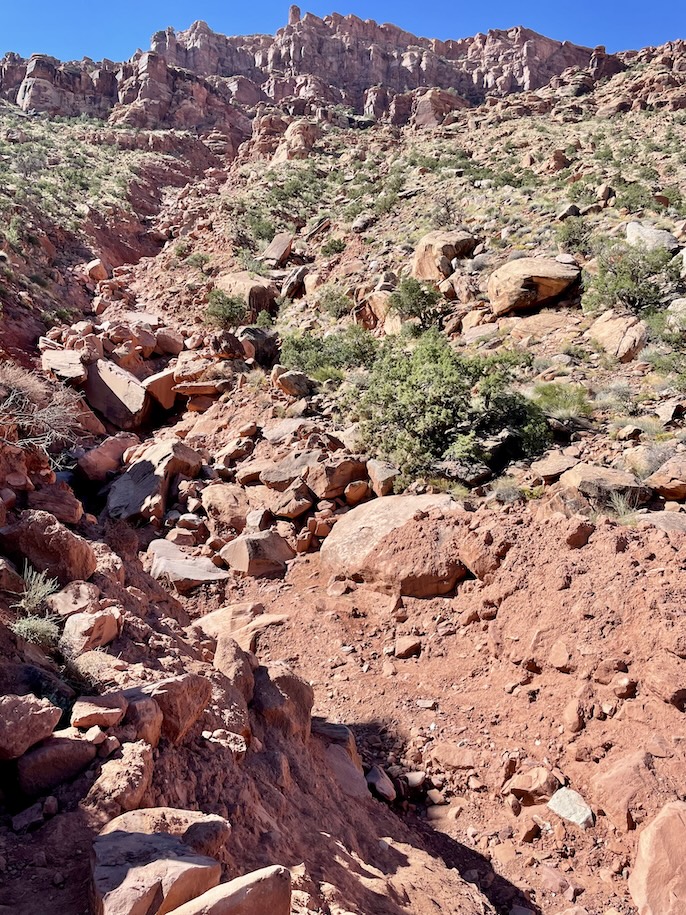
xmin=487 ymin=257 xmax=580 ymax=316
xmin=84 ymin=360 xmax=151 ymax=430
xmin=167 ymin=864 xmax=291 ymax=915
xmin=628 ymin=801 xmax=686 ymax=915
xmin=17 ymin=733 xmax=97 ymax=796
xmin=148 ymin=540 xmax=231 ymax=592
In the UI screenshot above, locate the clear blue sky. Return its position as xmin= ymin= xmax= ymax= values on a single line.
xmin=3 ymin=1 xmax=685 ymax=61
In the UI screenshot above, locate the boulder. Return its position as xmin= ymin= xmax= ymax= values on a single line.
xmin=17 ymin=732 xmax=97 ymax=796
xmin=644 ymin=454 xmax=686 ymax=499
xmin=140 ymin=673 xmax=212 ymax=744
xmin=200 ymin=484 xmax=249 ymax=536
xmin=148 ymin=540 xmax=231 ymax=592
xmin=589 ymin=309 xmax=648 ymax=362
xmin=558 ymin=463 xmax=649 ymax=506
xmin=166 ymin=865 xmax=291 ymax=915
xmin=530 ymin=451 xmax=579 ymax=483
xmin=214 ymin=271 xmax=278 ymax=316
xmin=628 ymin=801 xmax=686 ymax=915
xmin=213 ymin=636 xmax=255 ymax=703
xmin=274 ymin=370 xmax=312 ymax=398
xmin=626 ymin=221 xmax=680 ymax=253
xmin=41 ymin=348 xmax=87 ymax=384
xmin=0 ymin=510 xmax=97 ymax=585
xmin=84 ymin=360 xmax=151 ymax=430
xmin=0 ymin=556 xmax=24 ymax=593
xmin=92 ymin=814 xmax=223 ymax=915
xmin=46 ymin=580 xmax=101 ymax=617
xmin=107 ymin=439 xmax=203 ymax=522
xmin=143 ymin=368 xmax=178 ymax=410
xmin=320 ymin=493 xmax=465 ymax=596
xmin=71 ymin=694 xmax=128 ymax=729
xmin=366 ymin=459 xmax=398 ymax=496
xmin=219 ymin=530 xmax=295 ymax=577
xmin=121 ymin=692 xmax=164 ymax=747
xmin=77 ymin=433 xmax=140 ymax=481
xmin=590 ymin=751 xmax=657 ymax=832
xmin=411 ymin=230 xmax=478 ymax=282
xmin=252 ymin=664 xmax=314 ymax=739
xmin=487 ymin=257 xmax=580 ymax=316
xmin=27 ymin=482 xmax=83 ymax=524
xmin=506 ymin=766 xmax=560 ymax=804
xmin=547 ymin=788 xmax=594 ymax=829
xmin=304 ymin=455 xmax=367 ymax=499
xmin=260 ymin=232 xmax=293 ymax=267
xmin=85 ymin=740 xmax=153 ymax=815
xmin=155 ymin=327 xmax=185 ymax=355
xmin=0 ymin=694 xmax=61 ymax=760
xmin=60 ymin=606 xmax=122 ymax=654
xmin=644 ymin=651 xmax=686 ymax=709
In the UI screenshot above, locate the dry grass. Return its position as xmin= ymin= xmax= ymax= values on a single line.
xmin=0 ymin=362 xmax=83 ymax=454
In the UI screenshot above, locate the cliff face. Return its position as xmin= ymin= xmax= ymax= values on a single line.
xmin=0 ymin=11 xmax=613 ymax=129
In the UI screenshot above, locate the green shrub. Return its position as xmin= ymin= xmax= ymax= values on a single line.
xmin=255 ymin=310 xmax=274 ymax=328
xmin=205 ymin=290 xmax=248 ymax=328
xmin=389 ymin=278 xmax=446 ymax=329
xmin=318 ymin=285 xmax=353 ymax=318
xmin=583 ymin=241 xmax=681 ymax=313
xmin=556 ymin=217 xmax=592 ymax=255
xmin=357 ymin=331 xmax=549 ymax=479
xmin=247 ymin=213 xmax=275 ymax=241
xmin=281 ymin=325 xmax=378 ymax=381
xmin=13 ymin=563 xmax=59 ymax=613
xmin=531 ymin=382 xmax=593 ymax=421
xmin=321 ymin=238 xmax=346 ymax=257
xmin=10 ymin=616 xmax=60 ymax=649
xmin=185 ymin=252 xmax=211 ymax=271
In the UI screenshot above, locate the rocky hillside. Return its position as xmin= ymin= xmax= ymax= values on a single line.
xmin=1 ymin=9 xmax=686 ymax=915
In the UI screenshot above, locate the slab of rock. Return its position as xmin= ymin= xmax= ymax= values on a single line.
xmin=260 ymin=232 xmax=293 ymax=266
xmin=251 ymin=664 xmax=313 ymax=740
xmin=395 ymin=636 xmax=421 ymax=659
xmin=590 ymin=751 xmax=657 ymax=832
xmin=547 ymin=787 xmax=594 ymax=829
xmin=0 ymin=556 xmax=24 ymax=593
xmin=27 ymin=482 xmax=83 ymax=524
xmin=77 ymin=433 xmax=139 ymax=481
xmin=0 ymin=510 xmax=97 ymax=585
xmin=143 ymin=368 xmax=177 ymax=410
xmin=219 ymin=530 xmax=295 ymax=577
xmin=320 ymin=493 xmax=465 ymax=596
xmin=531 ymin=452 xmax=579 ymax=483
xmin=193 ymin=602 xmax=287 ymax=654
xmin=0 ymin=694 xmax=61 ymax=760
xmin=589 ymin=309 xmax=648 ymax=362
xmin=626 ymin=221 xmax=680 ymax=253
xmin=41 ymin=348 xmax=87 ymax=384
xmin=60 ymin=606 xmax=122 ymax=654
xmin=644 ymin=455 xmax=686 ymax=499
xmin=201 ymin=483 xmax=249 ymax=536
xmin=644 ymin=652 xmax=686 ymax=710
xmin=366 ymin=459 xmax=398 ymax=497
xmin=92 ymin=817 xmax=222 ymax=915
xmin=628 ymin=801 xmax=686 ymax=915
xmin=167 ymin=865 xmax=291 ymax=915
xmin=274 ymin=370 xmax=312 ymax=398
xmin=141 ymin=674 xmax=212 ymax=745
xmin=85 ymin=740 xmax=153 ymax=816
xmin=46 ymin=581 xmax=101 ymax=617
xmin=71 ymin=694 xmax=128 ymax=729
xmin=271 ymin=478 xmax=314 ymax=519
xmin=107 ymin=438 xmax=203 ymax=522
xmin=149 ymin=540 xmax=231 ymax=593
xmin=84 ymin=360 xmax=151 ymax=430
xmin=558 ymin=463 xmax=649 ymax=505
xmin=411 ymin=230 xmax=478 ymax=281
xmin=487 ymin=257 xmax=580 ymax=316
xmin=17 ymin=732 xmax=97 ymax=796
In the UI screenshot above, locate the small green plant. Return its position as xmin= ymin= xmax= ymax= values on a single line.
xmin=320 ymin=237 xmax=346 ymax=257
xmin=531 ymin=382 xmax=593 ymax=421
xmin=556 ymin=217 xmax=592 ymax=256
xmin=318 ymin=285 xmax=354 ymax=319
xmin=10 ymin=616 xmax=60 ymax=649
xmin=12 ymin=563 xmax=59 ymax=613
xmin=174 ymin=241 xmax=191 ymax=258
xmin=205 ymin=290 xmax=248 ymax=328
xmin=185 ymin=252 xmax=211 ymax=272
xmin=281 ymin=325 xmax=378 ymax=381
xmin=255 ymin=310 xmax=274 ymax=328
xmin=389 ymin=277 xmax=446 ymax=329
xmin=583 ymin=241 xmax=681 ymax=313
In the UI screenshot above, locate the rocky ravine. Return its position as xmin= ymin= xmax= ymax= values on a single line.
xmin=2 ymin=9 xmax=686 ymax=915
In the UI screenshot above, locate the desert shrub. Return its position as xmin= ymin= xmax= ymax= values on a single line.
xmin=174 ymin=241 xmax=190 ymax=258
xmin=0 ymin=362 xmax=82 ymax=455
xmin=247 ymin=213 xmax=275 ymax=241
xmin=357 ymin=331 xmax=549 ymax=479
xmin=10 ymin=616 xmax=60 ymax=649
xmin=318 ymin=285 xmax=353 ymax=319
xmin=614 ymin=181 xmax=655 ymax=212
xmin=556 ymin=217 xmax=592 ymax=255
xmin=185 ymin=252 xmax=211 ymax=271
xmin=12 ymin=563 xmax=59 ymax=613
xmin=389 ymin=277 xmax=446 ymax=329
xmin=255 ymin=310 xmax=274 ymax=328
xmin=320 ymin=238 xmax=346 ymax=257
xmin=583 ymin=241 xmax=681 ymax=313
xmin=531 ymin=382 xmax=593 ymax=421
xmin=205 ymin=290 xmax=248 ymax=328
xmin=281 ymin=325 xmax=378 ymax=381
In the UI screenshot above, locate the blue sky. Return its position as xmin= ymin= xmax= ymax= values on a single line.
xmin=2 ymin=1 xmax=685 ymax=61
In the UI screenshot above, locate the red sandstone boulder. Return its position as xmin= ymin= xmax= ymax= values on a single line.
xmin=0 ymin=510 xmax=97 ymax=585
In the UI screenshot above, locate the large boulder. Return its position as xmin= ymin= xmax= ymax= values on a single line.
xmin=167 ymin=865 xmax=291 ymax=915
xmin=17 ymin=731 xmax=97 ymax=796
xmin=252 ymin=664 xmax=314 ymax=739
xmin=558 ymin=463 xmax=650 ymax=506
xmin=41 ymin=348 xmax=87 ymax=384
xmin=320 ymin=493 xmax=465 ymax=596
xmin=411 ymin=230 xmax=478 ymax=282
xmin=628 ymin=801 xmax=686 ymax=914
xmin=644 ymin=454 xmax=686 ymax=500
xmin=84 ymin=360 xmax=151 ymax=430
xmin=200 ymin=484 xmax=249 ymax=536
xmin=0 ymin=694 xmax=61 ymax=760
xmin=214 ymin=271 xmax=278 ymax=316
xmin=140 ymin=673 xmax=212 ymax=745
xmin=0 ymin=510 xmax=97 ymax=585
xmin=27 ymin=482 xmax=84 ymax=525
xmin=626 ymin=221 xmax=680 ymax=253
xmin=107 ymin=439 xmax=203 ymax=521
xmin=92 ymin=809 xmax=226 ymax=915
xmin=487 ymin=257 xmax=580 ymax=316
xmin=85 ymin=740 xmax=153 ymax=816
xmin=77 ymin=433 xmax=140 ymax=482
xmin=219 ymin=531 xmax=295 ymax=577
xmin=589 ymin=309 xmax=648 ymax=362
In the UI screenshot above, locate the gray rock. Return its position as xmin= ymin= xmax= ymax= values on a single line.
xmin=547 ymin=787 xmax=595 ymax=829
xmin=626 ymin=221 xmax=680 ymax=253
